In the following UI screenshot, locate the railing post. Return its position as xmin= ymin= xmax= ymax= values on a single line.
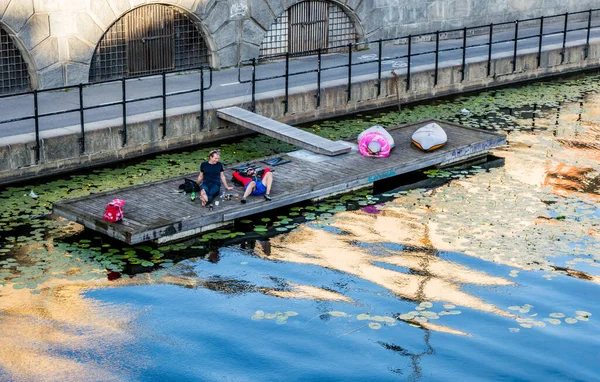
xmin=121 ymin=77 xmax=127 ymax=146
xmin=285 ymin=52 xmax=290 ymax=113
xmin=78 ymin=84 xmax=85 ymax=155
xmin=434 ymin=31 xmax=440 ymax=86
xmin=461 ymin=27 xmax=467 ymax=82
xmin=487 ymin=24 xmax=493 ymax=77
xmin=406 ymin=35 xmax=412 ymax=91
xmin=347 ymin=43 xmax=352 ymax=102
xmin=561 ymin=12 xmax=568 ymax=64
xmin=200 ymin=68 xmax=205 ymax=131
xmin=537 ymin=16 xmax=544 ymax=68
xmin=377 ymin=39 xmax=382 ymax=96
xmin=33 ymin=90 xmax=40 ymax=164
xmin=161 ymin=72 xmax=167 ymax=139
xmin=251 ymin=58 xmax=256 ymax=112
xmin=585 ymin=10 xmax=592 ymax=59
xmin=512 ymin=20 xmax=519 ymax=72
xmin=316 ymin=49 xmax=321 ymax=107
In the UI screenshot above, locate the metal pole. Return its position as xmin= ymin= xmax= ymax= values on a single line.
xmin=347 ymin=43 xmax=352 ymax=102
xmin=461 ymin=27 xmax=467 ymax=81
xmin=585 ymin=10 xmax=592 ymax=59
xmin=377 ymin=39 xmax=382 ymax=96
xmin=512 ymin=20 xmax=519 ymax=72
xmin=162 ymin=72 xmax=166 ymax=139
xmin=487 ymin=24 xmax=493 ymax=77
xmin=33 ymin=90 xmax=40 ymax=164
xmin=561 ymin=12 xmax=568 ymax=64
xmin=200 ymin=68 xmax=205 ymax=131
xmin=78 ymin=84 xmax=85 ymax=154
xmin=251 ymin=58 xmax=256 ymax=112
xmin=406 ymin=35 xmax=412 ymax=91
xmin=121 ymin=78 xmax=127 ymax=146
xmin=316 ymin=49 xmax=321 ymax=107
xmin=537 ymin=16 xmax=544 ymax=67
xmin=434 ymin=31 xmax=440 ymax=86
xmin=285 ymin=52 xmax=289 ymax=113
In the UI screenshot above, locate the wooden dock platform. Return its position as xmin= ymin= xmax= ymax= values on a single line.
xmin=52 ymin=119 xmax=505 ymax=244
xmin=217 ymin=107 xmax=351 ymax=156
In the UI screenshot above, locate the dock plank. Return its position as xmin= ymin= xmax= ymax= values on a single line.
xmin=53 ymin=119 xmax=506 ymax=244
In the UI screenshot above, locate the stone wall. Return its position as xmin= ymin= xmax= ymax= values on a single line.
xmin=1 ymin=0 xmax=598 ymax=89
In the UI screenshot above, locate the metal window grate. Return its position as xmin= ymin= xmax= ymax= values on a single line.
xmin=327 ymin=3 xmax=357 ymax=51
xmin=0 ymin=28 xmax=30 ymax=94
xmin=259 ymin=13 xmax=289 ymax=57
xmin=90 ymin=4 xmax=209 ymax=82
xmin=174 ymin=8 xmax=210 ymax=69
xmin=259 ymin=0 xmax=357 ymax=59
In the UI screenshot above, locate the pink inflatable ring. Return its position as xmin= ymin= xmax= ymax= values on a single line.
xmin=358 ymin=132 xmax=391 ymax=158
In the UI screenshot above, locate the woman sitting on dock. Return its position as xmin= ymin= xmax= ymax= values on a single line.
xmin=232 ymin=167 xmax=273 ymax=204
xmin=197 ymin=150 xmax=233 ymax=207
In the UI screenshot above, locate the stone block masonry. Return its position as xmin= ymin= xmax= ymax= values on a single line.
xmin=1 ymin=0 xmax=599 ymax=89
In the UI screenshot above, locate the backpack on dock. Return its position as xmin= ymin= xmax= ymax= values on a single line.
xmin=179 ymin=178 xmax=200 ymax=193
xmin=103 ymin=198 xmax=126 ymax=223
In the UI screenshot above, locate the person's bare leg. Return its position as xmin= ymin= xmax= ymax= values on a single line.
xmin=262 ymin=172 xmax=273 ymax=194
xmin=200 ymin=189 xmax=208 ymax=207
xmin=241 ymin=182 xmax=255 ymax=203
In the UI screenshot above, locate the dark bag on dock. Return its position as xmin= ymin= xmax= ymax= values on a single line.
xmin=179 ymin=178 xmax=200 ymax=193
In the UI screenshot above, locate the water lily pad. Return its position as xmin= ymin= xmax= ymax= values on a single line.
xmin=565 ymin=317 xmax=578 ymax=324
xmin=251 ymin=310 xmax=265 ymax=320
xmin=327 ymin=311 xmax=349 ymax=317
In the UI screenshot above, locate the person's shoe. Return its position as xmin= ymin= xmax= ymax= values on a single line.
xmin=240 ymin=198 xmax=247 ymax=204
xmin=264 ymin=194 xmax=272 ymax=201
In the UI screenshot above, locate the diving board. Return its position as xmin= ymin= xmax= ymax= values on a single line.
xmin=217 ymin=107 xmax=351 ymax=156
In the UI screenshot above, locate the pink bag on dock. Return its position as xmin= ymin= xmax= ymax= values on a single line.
xmin=103 ymin=198 xmax=126 ymax=223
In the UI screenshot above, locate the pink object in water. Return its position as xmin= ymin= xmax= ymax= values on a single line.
xmin=358 ymin=132 xmax=391 ymax=158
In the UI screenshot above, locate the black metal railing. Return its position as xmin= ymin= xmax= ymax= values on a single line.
xmin=0 ymin=65 xmax=212 ymax=163
xmin=239 ymin=8 xmax=600 ymax=112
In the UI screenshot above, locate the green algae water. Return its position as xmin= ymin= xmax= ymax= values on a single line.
xmin=1 ymin=73 xmax=599 ymax=381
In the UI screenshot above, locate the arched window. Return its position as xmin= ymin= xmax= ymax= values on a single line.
xmin=0 ymin=27 xmax=30 ymax=94
xmin=90 ymin=4 xmax=209 ymax=82
xmin=260 ymin=1 xmax=357 ymax=58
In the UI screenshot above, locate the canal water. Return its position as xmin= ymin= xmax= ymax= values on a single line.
xmin=0 ymin=73 xmax=599 ymax=381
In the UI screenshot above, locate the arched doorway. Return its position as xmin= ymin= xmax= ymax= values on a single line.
xmin=259 ymin=1 xmax=358 ymax=58
xmin=89 ymin=4 xmax=210 ymax=82
xmin=0 ymin=27 xmax=31 ymax=94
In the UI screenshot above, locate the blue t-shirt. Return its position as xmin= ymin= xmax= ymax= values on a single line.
xmin=200 ymin=161 xmax=224 ymax=186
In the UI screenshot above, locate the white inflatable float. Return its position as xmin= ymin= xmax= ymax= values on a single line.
xmin=411 ymin=122 xmax=447 ymax=152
